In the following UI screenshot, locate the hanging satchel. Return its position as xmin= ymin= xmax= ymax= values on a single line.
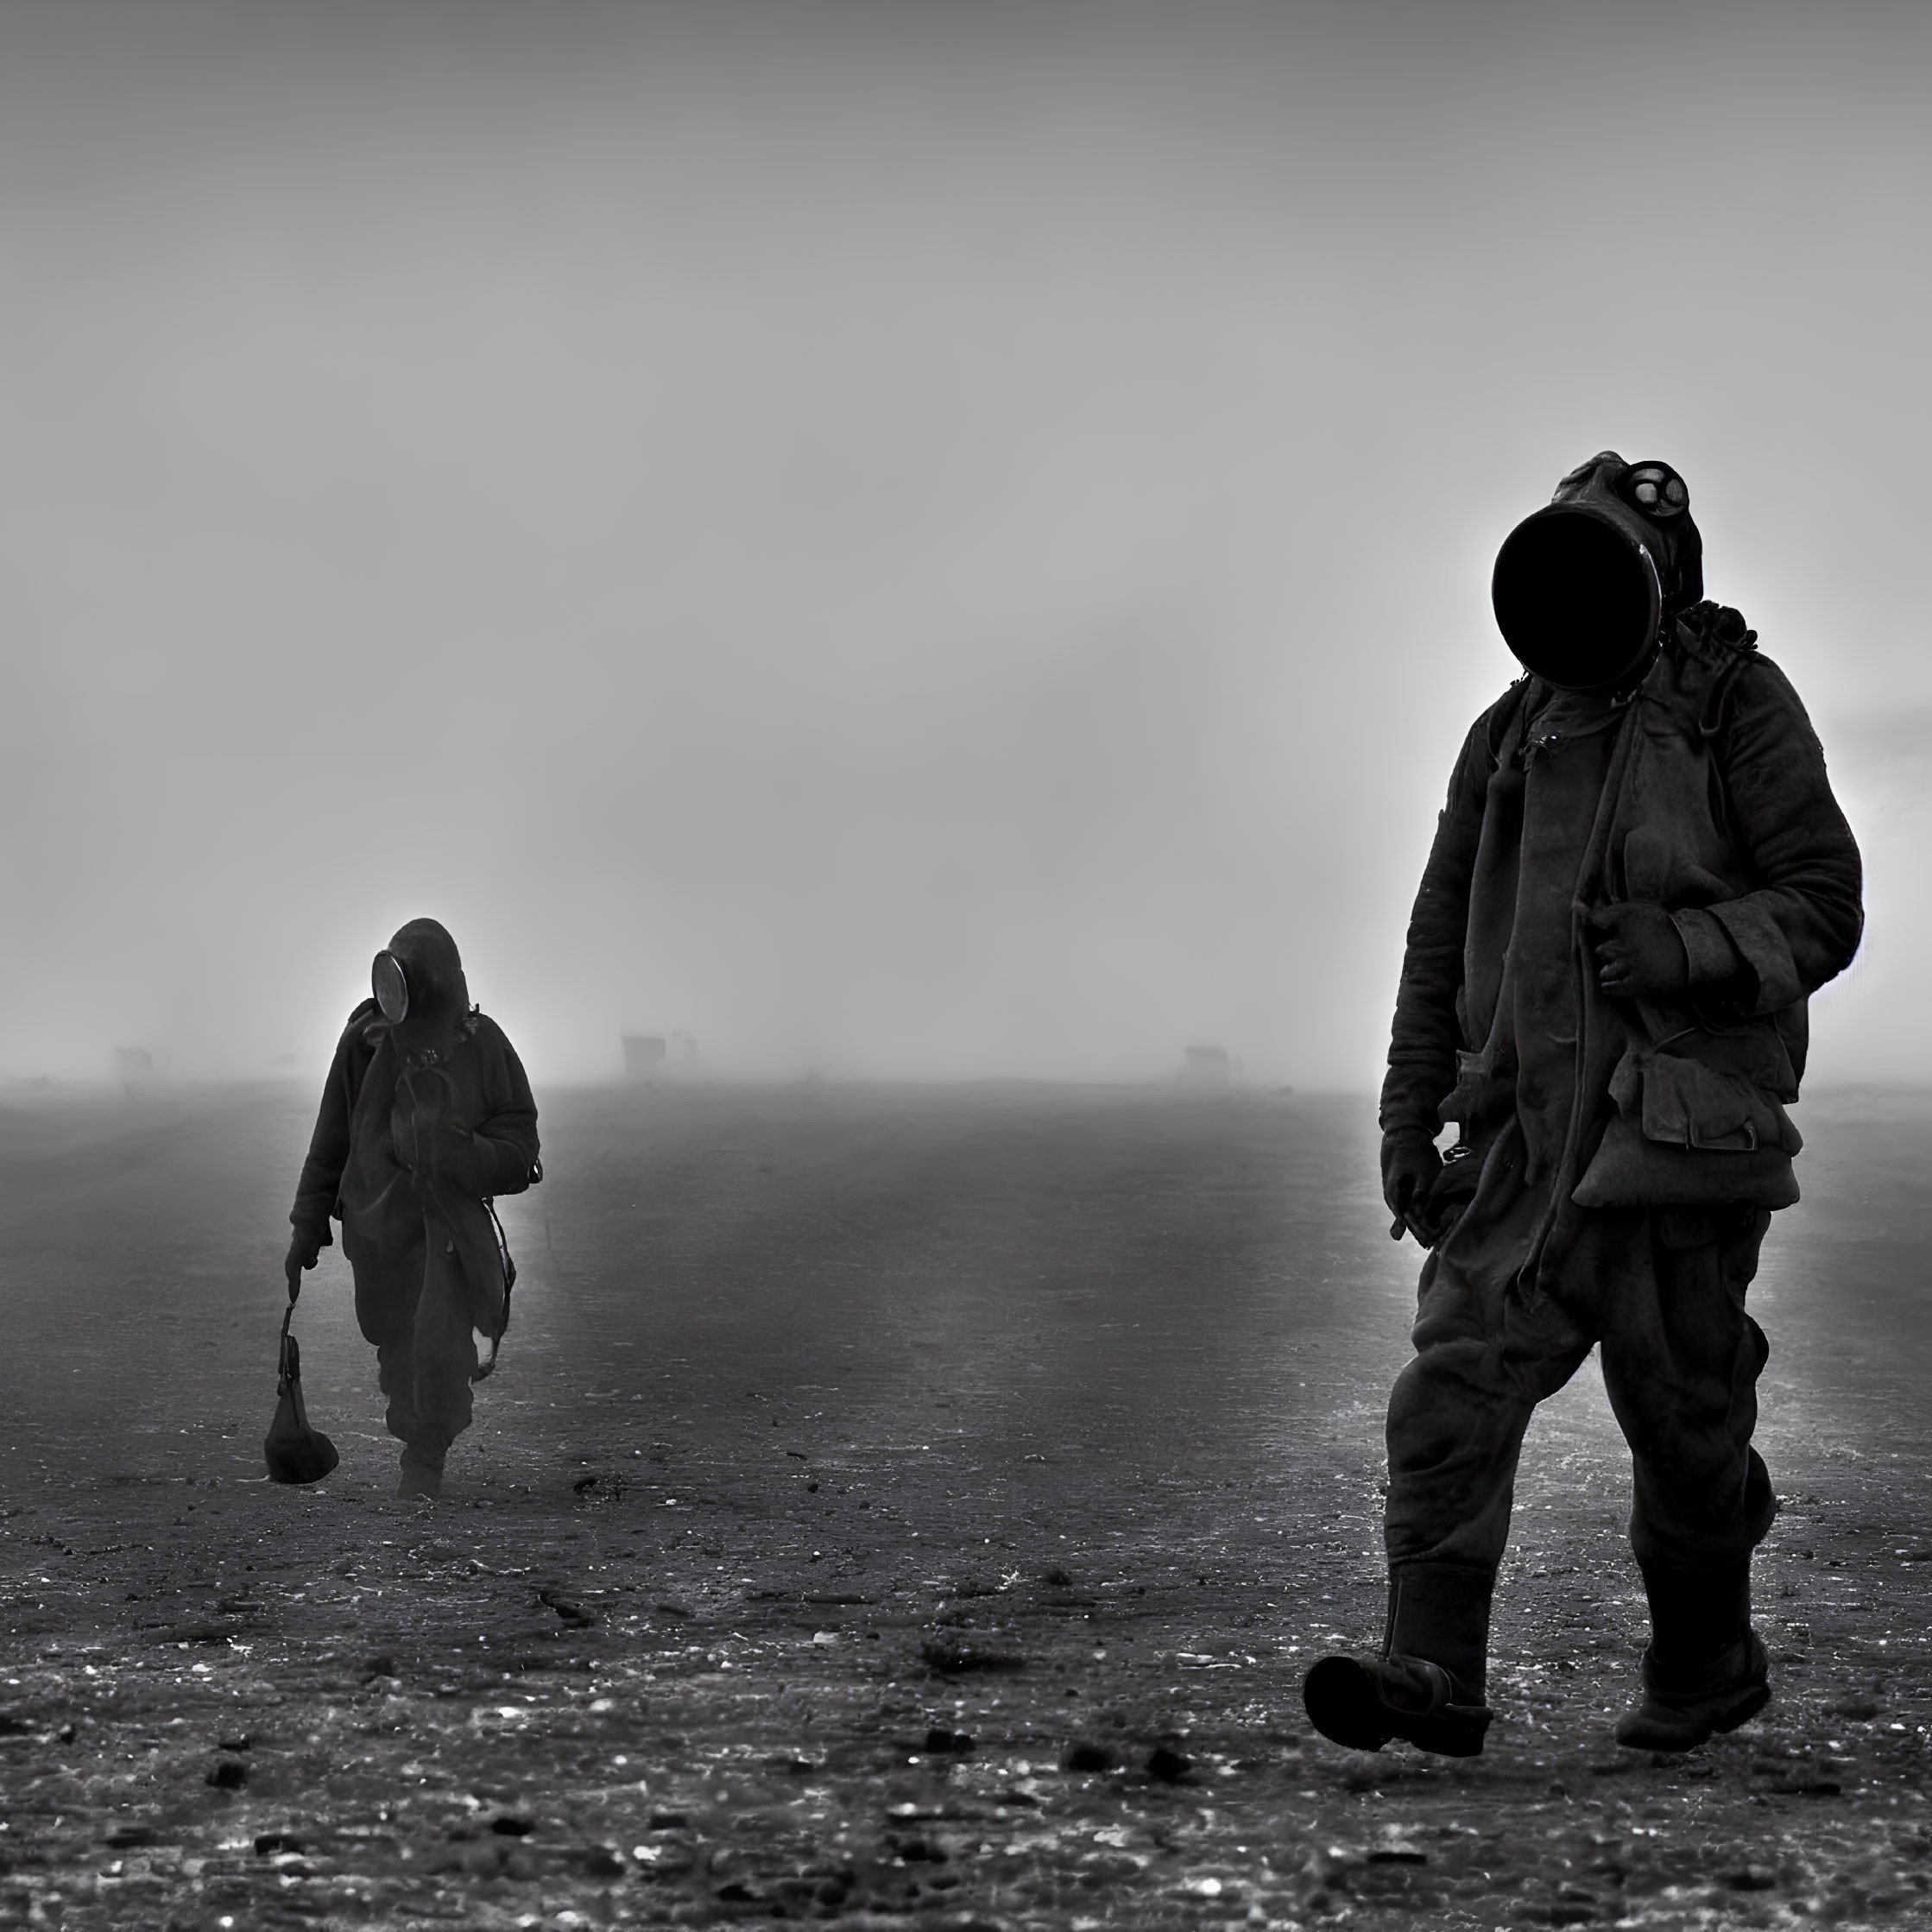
xmin=263 ymin=1279 xmax=339 ymax=1485
xmin=470 ymin=1196 xmax=518 ymax=1383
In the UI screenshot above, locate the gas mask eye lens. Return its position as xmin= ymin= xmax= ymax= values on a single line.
xmin=1622 ymin=464 xmax=1689 ymax=521
xmin=372 ymin=951 xmax=409 ymax=1024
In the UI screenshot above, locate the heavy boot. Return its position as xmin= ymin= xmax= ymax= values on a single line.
xmin=1303 ymin=1561 xmax=1494 ymax=1756
xmin=397 ymin=1445 xmax=445 ymax=1501
xmin=1615 ymin=1557 xmax=1768 ymax=1752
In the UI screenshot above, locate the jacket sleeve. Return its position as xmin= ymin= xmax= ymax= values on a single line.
xmin=290 ymin=1003 xmax=378 ymax=1238
xmin=438 ymin=1022 xmax=540 ymax=1198
xmin=1701 ymin=656 xmax=1864 ymax=1013
xmin=1380 ymin=712 xmax=1494 ymax=1140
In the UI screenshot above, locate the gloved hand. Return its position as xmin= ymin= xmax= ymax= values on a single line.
xmin=284 ymin=1224 xmax=328 ymax=1291
xmin=1587 ymin=902 xmax=1689 ymax=998
xmin=431 ymin=1121 xmax=521 ymax=1197
xmin=1381 ymin=1130 xmax=1443 ymax=1244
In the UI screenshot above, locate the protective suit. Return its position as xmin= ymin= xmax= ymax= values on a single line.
xmin=1304 ymin=456 xmax=1862 ymax=1756
xmin=287 ymin=919 xmax=540 ymax=1499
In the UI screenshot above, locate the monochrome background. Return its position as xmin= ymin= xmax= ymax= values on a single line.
xmin=2 ymin=0 xmax=1924 ymax=1086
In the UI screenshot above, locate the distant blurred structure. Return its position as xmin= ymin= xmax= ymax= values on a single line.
xmin=622 ymin=1035 xmax=666 ymax=1083
xmin=113 ymin=1047 xmax=154 ymax=1097
xmin=1178 ymin=1045 xmax=1240 ymax=1088
xmin=622 ymin=1032 xmax=701 ymax=1083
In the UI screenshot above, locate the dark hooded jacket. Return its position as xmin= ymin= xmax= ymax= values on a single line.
xmin=1381 ymin=602 xmax=1862 ymax=1231
xmin=290 ymin=920 xmax=539 ymax=1329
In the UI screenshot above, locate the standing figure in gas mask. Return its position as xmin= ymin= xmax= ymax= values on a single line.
xmin=1304 ymin=455 xmax=1861 ymax=1756
xmin=285 ymin=919 xmax=540 ymax=1500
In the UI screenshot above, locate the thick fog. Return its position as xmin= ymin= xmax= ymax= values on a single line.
xmin=2 ymin=1 xmax=1926 ymax=1087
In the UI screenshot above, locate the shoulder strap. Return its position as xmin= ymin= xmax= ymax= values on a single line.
xmin=1657 ymin=602 xmax=1757 ymax=734
xmin=1482 ymin=677 xmax=1532 ymax=769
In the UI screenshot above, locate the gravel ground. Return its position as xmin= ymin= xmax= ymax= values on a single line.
xmin=2 ymin=1079 xmax=1929 ymax=1929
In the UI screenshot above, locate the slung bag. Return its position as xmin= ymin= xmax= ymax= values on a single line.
xmin=263 ymin=1285 xmax=339 ymax=1485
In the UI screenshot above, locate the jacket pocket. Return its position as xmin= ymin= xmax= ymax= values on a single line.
xmin=1573 ymin=1047 xmax=1801 ymax=1209
xmin=1612 ymin=1049 xmax=1802 ymax=1156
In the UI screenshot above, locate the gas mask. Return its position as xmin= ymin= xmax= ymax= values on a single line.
xmin=372 ymin=950 xmax=410 ymax=1024
xmin=370 ymin=919 xmax=470 ymax=1048
xmin=1491 ymin=452 xmax=1703 ymax=692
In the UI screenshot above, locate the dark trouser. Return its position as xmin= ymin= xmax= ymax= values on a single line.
xmin=354 ymin=1222 xmax=483 ymax=1471
xmin=1386 ymin=1121 xmax=1776 ymax=1576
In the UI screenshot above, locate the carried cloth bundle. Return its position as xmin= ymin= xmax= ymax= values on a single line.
xmin=263 ymin=1282 xmax=339 ymax=1485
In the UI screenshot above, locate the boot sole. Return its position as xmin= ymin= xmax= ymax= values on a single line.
xmin=1712 ymin=1680 xmax=1771 ymax=1735
xmin=1303 ymin=1657 xmax=1489 ymax=1758
xmin=1615 ymin=1674 xmax=1771 ymax=1752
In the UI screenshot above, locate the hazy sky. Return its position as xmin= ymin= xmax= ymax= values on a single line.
xmin=3 ymin=0 xmax=1928 ymax=1086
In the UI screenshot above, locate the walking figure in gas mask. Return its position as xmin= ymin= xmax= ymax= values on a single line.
xmin=285 ymin=919 xmax=540 ymax=1500
xmin=1303 ymin=455 xmax=1861 ymax=1755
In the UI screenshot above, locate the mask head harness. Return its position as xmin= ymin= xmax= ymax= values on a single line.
xmin=1491 ymin=451 xmax=1702 ymax=692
